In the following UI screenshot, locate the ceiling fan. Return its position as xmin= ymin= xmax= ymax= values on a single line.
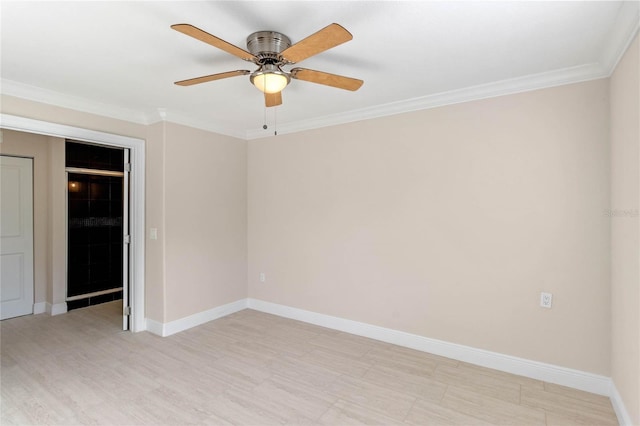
xmin=171 ymin=23 xmax=364 ymax=107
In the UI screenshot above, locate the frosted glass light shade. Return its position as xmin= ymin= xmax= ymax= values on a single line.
xmin=250 ymin=65 xmax=290 ymax=93
xmin=253 ymin=73 xmax=288 ymax=93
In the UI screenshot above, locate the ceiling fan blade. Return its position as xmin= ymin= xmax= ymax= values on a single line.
xmin=174 ymin=70 xmax=250 ymax=86
xmin=290 ymin=68 xmax=363 ymax=91
xmin=171 ymin=24 xmax=256 ymax=62
xmin=265 ymin=91 xmax=282 ymax=107
xmin=281 ymin=23 xmax=352 ymax=64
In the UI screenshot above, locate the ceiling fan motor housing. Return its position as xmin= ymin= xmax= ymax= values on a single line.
xmin=246 ymin=31 xmax=291 ymax=64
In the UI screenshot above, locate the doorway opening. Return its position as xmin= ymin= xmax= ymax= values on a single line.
xmin=0 ymin=114 xmax=145 ymax=332
xmin=65 ymin=142 xmax=129 ymax=330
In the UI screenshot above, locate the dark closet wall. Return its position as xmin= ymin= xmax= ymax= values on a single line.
xmin=66 ymin=141 xmax=124 ymax=308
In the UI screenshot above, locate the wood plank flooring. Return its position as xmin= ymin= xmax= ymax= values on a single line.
xmin=0 ymin=301 xmax=619 ymax=425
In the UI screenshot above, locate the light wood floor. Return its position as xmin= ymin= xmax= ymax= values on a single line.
xmin=1 ymin=301 xmax=618 ymax=425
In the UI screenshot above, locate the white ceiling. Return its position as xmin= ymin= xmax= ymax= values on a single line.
xmin=1 ymin=1 xmax=638 ymax=139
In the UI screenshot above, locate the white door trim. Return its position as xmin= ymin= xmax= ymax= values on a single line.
xmin=0 ymin=114 xmax=146 ymax=332
xmin=122 ymin=148 xmax=130 ymax=331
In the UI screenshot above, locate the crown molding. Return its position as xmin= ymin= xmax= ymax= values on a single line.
xmin=0 ymin=60 xmax=617 ymax=143
xmin=601 ymin=0 xmax=640 ymax=75
xmin=0 ymin=79 xmax=150 ymax=125
xmin=147 ymin=110 xmax=247 ymax=141
xmin=245 ymin=62 xmax=609 ymax=140
xmin=0 ymin=79 xmax=250 ymax=140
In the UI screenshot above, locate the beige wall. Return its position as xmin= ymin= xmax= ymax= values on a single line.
xmin=610 ymin=35 xmax=640 ymax=425
xmin=248 ymin=79 xmax=611 ymax=375
xmin=145 ymin=121 xmax=166 ymax=322
xmin=163 ymin=122 xmax=247 ymax=322
xmin=47 ymin=136 xmax=66 ymax=306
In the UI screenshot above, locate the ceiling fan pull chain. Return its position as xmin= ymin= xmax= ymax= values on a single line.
xmin=263 ymin=104 xmax=268 ymax=130
xmin=274 ymin=107 xmax=278 ymax=136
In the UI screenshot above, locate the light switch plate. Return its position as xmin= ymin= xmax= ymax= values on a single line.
xmin=540 ymin=292 xmax=552 ymax=308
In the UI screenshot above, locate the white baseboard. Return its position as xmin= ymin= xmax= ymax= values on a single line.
xmin=145 ymin=318 xmax=164 ymax=336
xmin=139 ymin=296 xmax=629 ymax=423
xmin=46 ymin=302 xmax=67 ymax=316
xmin=611 ymin=382 xmax=634 ymax=426
xmin=246 ymin=298 xmax=613 ymax=397
xmin=145 ymin=299 xmax=248 ymax=337
xmin=33 ymin=302 xmax=46 ymax=314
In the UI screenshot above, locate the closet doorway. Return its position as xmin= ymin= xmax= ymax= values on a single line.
xmin=66 ymin=141 xmax=130 ymax=330
xmin=1 ymin=114 xmax=145 ymax=332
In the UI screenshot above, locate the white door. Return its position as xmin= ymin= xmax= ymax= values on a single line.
xmin=0 ymin=156 xmax=34 ymax=320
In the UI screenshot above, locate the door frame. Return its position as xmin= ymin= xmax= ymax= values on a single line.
xmin=0 ymin=114 xmax=146 ymax=332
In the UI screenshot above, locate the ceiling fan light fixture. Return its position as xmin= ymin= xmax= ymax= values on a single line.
xmin=172 ymin=23 xmax=362 ymax=107
xmin=251 ymin=64 xmax=290 ymax=94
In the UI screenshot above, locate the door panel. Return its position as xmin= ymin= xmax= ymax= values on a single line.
xmin=1 ymin=166 xmax=22 ymax=236
xmin=1 ymin=156 xmax=34 ymax=320
xmin=1 ymin=254 xmax=24 ymax=300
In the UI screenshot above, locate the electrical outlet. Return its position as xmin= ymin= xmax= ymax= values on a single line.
xmin=259 ymin=273 xmax=266 ymax=283
xmin=540 ymin=292 xmax=553 ymax=309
